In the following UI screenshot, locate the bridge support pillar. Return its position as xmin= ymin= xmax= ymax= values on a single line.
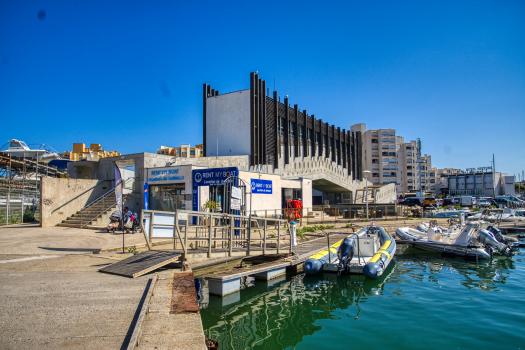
xmin=208 ymin=278 xmax=240 ymax=297
xmin=253 ymin=267 xmax=286 ymax=281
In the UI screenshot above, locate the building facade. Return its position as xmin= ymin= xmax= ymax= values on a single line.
xmin=62 ymin=143 xmax=121 ymax=161
xmin=157 ymin=144 xmax=203 ymax=158
xmin=202 ymin=72 xmax=372 ymax=205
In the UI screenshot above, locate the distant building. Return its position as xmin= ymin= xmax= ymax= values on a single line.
xmin=442 ymin=168 xmax=514 ymax=196
xmin=61 ymin=143 xmax=121 ymax=161
xmin=157 ymin=144 xmax=203 ymax=158
xmin=352 ymin=124 xmax=436 ymax=196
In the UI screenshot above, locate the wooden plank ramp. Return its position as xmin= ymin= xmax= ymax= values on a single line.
xmin=99 ymin=251 xmax=180 ymax=278
xmin=204 ymin=233 xmax=350 ymax=282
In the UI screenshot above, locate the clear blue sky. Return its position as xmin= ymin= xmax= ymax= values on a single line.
xmin=1 ymin=0 xmax=524 ymax=178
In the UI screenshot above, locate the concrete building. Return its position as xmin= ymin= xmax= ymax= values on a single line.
xmin=352 ymin=124 xmax=436 ymax=197
xmin=61 ymin=143 xmax=121 ymax=161
xmin=444 ymin=169 xmax=515 ymax=197
xmin=201 ymin=72 xmax=386 ymax=206
xmin=157 ymin=144 xmax=203 ymax=158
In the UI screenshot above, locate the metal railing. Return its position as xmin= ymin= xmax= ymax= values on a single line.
xmin=143 ymin=209 xmax=290 ymax=259
xmin=78 ymin=177 xmax=134 ymax=228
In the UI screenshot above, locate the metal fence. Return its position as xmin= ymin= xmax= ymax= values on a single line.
xmin=0 ymin=192 xmax=40 ymax=226
xmin=143 ymin=209 xmax=291 ymax=258
xmin=250 ymin=204 xmax=401 ymax=226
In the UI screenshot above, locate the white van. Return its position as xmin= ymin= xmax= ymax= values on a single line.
xmin=460 ymin=196 xmax=473 ymax=207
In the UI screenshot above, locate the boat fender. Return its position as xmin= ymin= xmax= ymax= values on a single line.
xmin=304 ymin=259 xmax=323 ymax=275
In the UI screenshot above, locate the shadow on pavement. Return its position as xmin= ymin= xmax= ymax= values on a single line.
xmin=38 ymin=247 xmax=102 ymax=253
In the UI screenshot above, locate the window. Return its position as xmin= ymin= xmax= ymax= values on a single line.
xmin=323 ymin=135 xmax=327 ymax=146
xmin=190 ymin=150 xmax=195 ymax=156
xmin=372 ymin=173 xmax=379 ymax=177
xmin=299 ymin=125 xmax=304 ymax=140
xmin=372 ymin=159 xmax=379 ymax=164
xmin=290 ymin=121 xmax=295 ymax=139
xmin=316 ymin=132 xmax=320 ymax=144
xmin=407 ymin=159 xmax=413 ymax=164
xmin=371 ymin=145 xmax=379 ymax=150
xmin=407 ymin=172 xmax=413 ymax=176
xmin=390 ymin=165 xmax=397 ymax=170
xmin=382 ymin=138 xmax=389 ymax=143
xmin=381 ymin=131 xmax=388 ymax=136
xmin=279 ymin=117 xmax=285 ymax=135
xmin=372 ymin=166 xmax=379 ymax=170
xmin=372 ymin=139 xmax=378 ymax=143
xmin=382 ymin=145 xmax=389 ymax=149
xmin=382 ymin=159 xmax=389 ymax=163
xmin=406 ymin=146 xmax=412 ymax=150
xmin=407 ymin=166 xmax=413 ymax=170
xmin=407 ymin=152 xmax=412 ymax=156
xmin=307 ymin=128 xmax=312 ymax=141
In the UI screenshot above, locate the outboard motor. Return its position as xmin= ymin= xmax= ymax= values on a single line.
xmin=478 ymin=229 xmax=513 ymax=257
xmin=487 ymin=226 xmax=506 ymax=243
xmin=337 ymin=235 xmax=357 ymax=274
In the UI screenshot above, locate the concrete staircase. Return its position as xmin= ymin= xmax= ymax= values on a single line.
xmin=58 ymin=194 xmax=120 ymax=229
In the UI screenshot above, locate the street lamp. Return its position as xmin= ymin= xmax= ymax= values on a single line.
xmin=363 ymin=170 xmax=371 ymax=221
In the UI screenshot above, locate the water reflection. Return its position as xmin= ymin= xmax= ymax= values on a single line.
xmin=394 ymin=244 xmax=517 ymax=292
xmin=198 ymin=264 xmax=396 ymax=350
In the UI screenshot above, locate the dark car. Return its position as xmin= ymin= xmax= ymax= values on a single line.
xmin=399 ymin=197 xmax=424 ymax=207
xmin=443 ymin=198 xmax=455 ymax=206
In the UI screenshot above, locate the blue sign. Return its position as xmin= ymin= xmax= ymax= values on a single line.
xmin=192 ymin=167 xmax=238 ymax=212
xmin=144 ymin=183 xmax=149 ymax=210
xmin=251 ymin=179 xmax=272 ymax=194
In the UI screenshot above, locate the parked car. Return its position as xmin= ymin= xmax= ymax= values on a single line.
xmin=443 ymin=198 xmax=455 ymax=206
xmin=422 ymin=198 xmax=438 ymax=208
xmin=399 ymin=197 xmax=424 ymax=207
xmin=460 ymin=196 xmax=474 ymax=207
xmin=435 ymin=199 xmax=444 ymax=207
xmin=453 ymin=197 xmax=461 ymax=205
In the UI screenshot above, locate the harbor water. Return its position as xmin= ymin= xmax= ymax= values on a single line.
xmin=198 ymin=243 xmax=525 ymax=350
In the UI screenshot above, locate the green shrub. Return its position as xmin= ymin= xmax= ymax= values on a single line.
xmin=345 ymin=223 xmax=353 ymax=228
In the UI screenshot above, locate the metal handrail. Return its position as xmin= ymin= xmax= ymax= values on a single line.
xmin=78 ymin=177 xmax=134 ymax=229
xmin=81 ymin=177 xmax=133 ymax=211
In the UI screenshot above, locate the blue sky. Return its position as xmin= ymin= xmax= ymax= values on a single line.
xmin=1 ymin=0 xmax=524 ymax=177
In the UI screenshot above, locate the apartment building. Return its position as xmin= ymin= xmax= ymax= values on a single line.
xmin=61 ymin=143 xmax=121 ymax=161
xmin=353 ymin=124 xmax=438 ymax=196
xmin=351 ymin=124 xmax=397 ymax=186
xmin=157 ymin=144 xmax=203 ymax=158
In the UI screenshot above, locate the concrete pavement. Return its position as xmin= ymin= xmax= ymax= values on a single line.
xmin=0 ymin=223 xmax=149 ymax=256
xmin=0 ymin=253 xmax=149 ymax=349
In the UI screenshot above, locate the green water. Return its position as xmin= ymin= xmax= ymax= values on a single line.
xmin=198 ymin=244 xmax=525 ymax=350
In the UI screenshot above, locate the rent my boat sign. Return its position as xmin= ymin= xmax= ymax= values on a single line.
xmin=251 ymin=179 xmax=272 ymax=194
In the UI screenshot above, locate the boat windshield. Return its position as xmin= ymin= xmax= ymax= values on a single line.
xmin=9 ymin=141 xmax=29 ymax=149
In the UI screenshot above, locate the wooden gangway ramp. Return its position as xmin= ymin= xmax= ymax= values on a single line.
xmin=204 ymin=233 xmax=350 ymax=283
xmin=99 ymin=251 xmax=180 ymax=278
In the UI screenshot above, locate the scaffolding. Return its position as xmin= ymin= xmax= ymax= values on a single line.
xmin=0 ymin=153 xmax=66 ymax=226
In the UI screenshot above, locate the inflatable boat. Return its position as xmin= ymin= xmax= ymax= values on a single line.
xmin=396 ymin=221 xmax=514 ymax=259
xmin=303 ymin=226 xmax=396 ymax=280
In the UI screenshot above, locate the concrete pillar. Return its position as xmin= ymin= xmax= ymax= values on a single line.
xmin=253 ymin=266 xmax=286 ymax=281
xmin=208 ymin=278 xmax=241 ymax=297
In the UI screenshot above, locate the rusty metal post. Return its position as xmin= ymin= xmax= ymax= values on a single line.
xmin=208 ymin=213 xmax=212 ymax=258
xmin=263 ymin=219 xmax=267 ymax=255
xmin=229 ymin=217 xmax=233 ymax=257
xmin=277 ymin=219 xmax=280 ymax=254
